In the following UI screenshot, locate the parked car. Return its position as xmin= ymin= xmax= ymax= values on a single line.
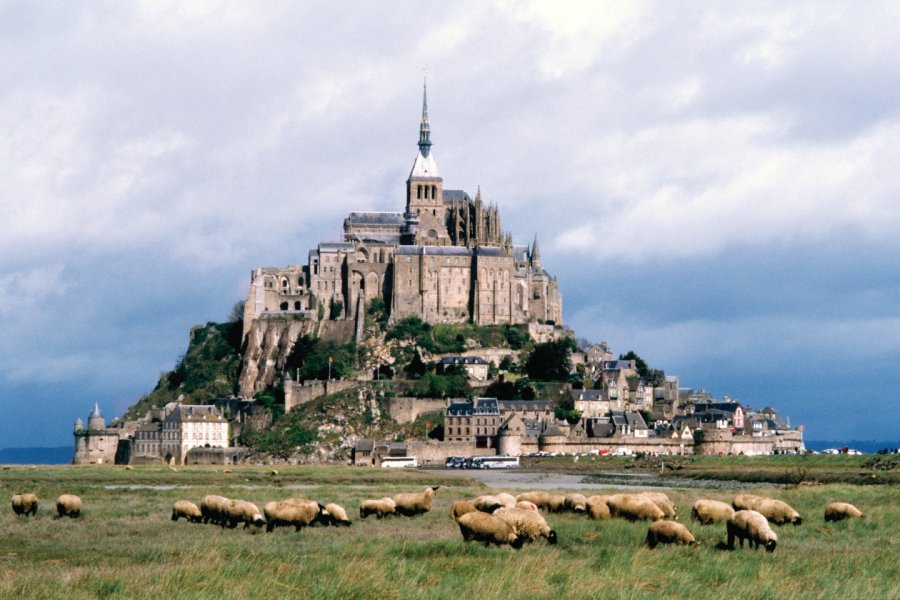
xmin=444 ymin=456 xmax=465 ymax=468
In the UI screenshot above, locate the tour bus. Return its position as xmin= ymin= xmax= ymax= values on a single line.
xmin=469 ymin=455 xmax=520 ymax=469
xmin=380 ymin=456 xmax=418 ymax=468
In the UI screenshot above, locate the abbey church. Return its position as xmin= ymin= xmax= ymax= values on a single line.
xmin=242 ymin=81 xmax=562 ymax=335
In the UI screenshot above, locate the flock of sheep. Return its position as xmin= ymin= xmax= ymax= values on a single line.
xmin=11 ymin=486 xmax=865 ymax=554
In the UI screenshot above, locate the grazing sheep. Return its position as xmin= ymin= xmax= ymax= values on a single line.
xmin=515 ymin=500 xmax=539 ymax=512
xmin=564 ymin=493 xmax=588 ymax=513
xmin=494 ymin=493 xmax=517 ymax=509
xmin=56 ymin=494 xmax=82 ymax=518
xmin=322 ymin=503 xmax=352 ymax=526
xmin=727 ymin=510 xmax=777 ymax=552
xmin=457 ymin=511 xmax=524 ymax=549
xmin=494 ymin=507 xmax=558 ymax=545
xmin=639 ymin=492 xmax=677 ymax=520
xmin=200 ymin=494 xmax=230 ymax=526
xmin=547 ymin=494 xmax=567 ymax=513
xmin=734 ymin=494 xmax=801 ymax=526
xmin=646 ymin=520 xmax=699 ymax=549
xmin=223 ymin=499 xmax=266 ymax=529
xmin=586 ymin=495 xmax=612 ymax=520
xmin=516 ymin=491 xmax=550 ymax=509
xmin=691 ymin=499 xmax=734 ymax=525
xmin=360 ymin=497 xmax=396 ymax=520
xmin=607 ymin=494 xmax=664 ymax=522
xmin=824 ymin=502 xmax=864 ymax=522
xmin=171 ymin=500 xmax=203 ymax=523
xmin=11 ymin=493 xmax=39 ymax=517
xmin=264 ymin=499 xmax=326 ymax=532
xmin=392 ymin=486 xmax=439 ymax=517
xmin=450 ymin=500 xmax=479 ymax=522
xmin=472 ymin=495 xmax=504 ymax=513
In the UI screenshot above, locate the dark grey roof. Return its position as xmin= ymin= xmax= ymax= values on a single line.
xmin=355 ymin=439 xmax=374 ymax=453
xmin=447 ymin=402 xmax=474 ymax=416
xmin=570 ymin=389 xmax=603 ymax=401
xmin=348 ymin=233 xmax=402 ymax=245
xmin=475 ymin=246 xmax=504 ymax=257
xmin=473 ymin=397 xmax=499 ymax=415
xmin=513 ymin=246 xmax=529 ymax=261
xmin=345 ymin=212 xmax=404 ymax=225
xmin=497 ymin=400 xmax=552 ymax=412
xmin=625 ymin=411 xmax=649 ymax=430
xmin=442 ymin=190 xmax=472 ymax=202
xmin=395 ymin=245 xmax=472 ymax=256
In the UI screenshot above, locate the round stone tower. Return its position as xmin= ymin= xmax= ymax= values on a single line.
xmin=87 ymin=403 xmax=105 ymax=430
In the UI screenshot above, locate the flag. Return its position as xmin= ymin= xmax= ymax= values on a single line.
xmin=426 ymin=421 xmax=431 ymax=429
xmin=329 ymin=356 xmax=333 ymax=364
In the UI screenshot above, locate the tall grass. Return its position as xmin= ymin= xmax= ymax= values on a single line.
xmin=1 ymin=465 xmax=897 ymax=599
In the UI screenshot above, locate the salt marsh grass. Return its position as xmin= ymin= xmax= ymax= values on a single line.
xmin=1 ymin=465 xmax=897 ymax=599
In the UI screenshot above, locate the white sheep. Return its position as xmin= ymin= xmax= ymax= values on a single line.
xmin=734 ymin=494 xmax=801 ymax=526
xmin=457 ymin=511 xmax=524 ymax=549
xmin=472 ymin=495 xmax=504 ymax=513
xmin=360 ymin=497 xmax=396 ymax=519
xmin=223 ymin=499 xmax=266 ymax=529
xmin=392 ymin=486 xmax=439 ymax=517
xmin=56 ymin=494 xmax=82 ymax=518
xmin=11 ymin=493 xmax=39 ymax=517
xmin=264 ymin=499 xmax=326 ymax=532
xmin=515 ymin=491 xmax=550 ymax=509
xmin=727 ymin=509 xmax=777 ymax=552
xmin=646 ymin=520 xmax=699 ymax=549
xmin=638 ymin=492 xmax=677 ymax=520
xmin=494 ymin=507 xmax=558 ymax=545
xmin=564 ymin=493 xmax=588 ymax=513
xmin=824 ymin=502 xmax=864 ymax=522
xmin=607 ymin=494 xmax=664 ymax=522
xmin=200 ymin=494 xmax=230 ymax=526
xmin=450 ymin=500 xmax=478 ymax=522
xmin=171 ymin=499 xmax=203 ymax=523
xmin=586 ymin=495 xmax=612 ymax=520
xmin=322 ymin=502 xmax=352 ymax=526
xmin=691 ymin=499 xmax=734 ymax=525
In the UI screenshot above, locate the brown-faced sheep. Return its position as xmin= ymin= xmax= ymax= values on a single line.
xmin=824 ymin=502 xmax=864 ymax=522
xmin=322 ymin=503 xmax=352 ymax=526
xmin=734 ymin=494 xmax=801 ymax=526
xmin=586 ymin=495 xmax=612 ymax=520
xmin=727 ymin=509 xmax=777 ymax=552
xmin=564 ymin=493 xmax=588 ymax=513
xmin=516 ymin=491 xmax=550 ymax=509
xmin=450 ymin=500 xmax=478 ymax=522
xmin=646 ymin=520 xmax=699 ymax=549
xmin=494 ymin=507 xmax=558 ymax=545
xmin=264 ymin=499 xmax=326 ymax=532
xmin=547 ymin=494 xmax=567 ymax=513
xmin=359 ymin=497 xmax=396 ymax=520
xmin=457 ymin=511 xmax=524 ymax=549
xmin=200 ymin=494 xmax=231 ymax=526
xmin=607 ymin=494 xmax=664 ymax=522
xmin=691 ymin=499 xmax=734 ymax=525
xmin=56 ymin=494 xmax=82 ymax=518
xmin=223 ymin=499 xmax=266 ymax=529
xmin=639 ymin=492 xmax=677 ymax=520
xmin=11 ymin=493 xmax=38 ymax=517
xmin=392 ymin=486 xmax=439 ymax=517
xmin=171 ymin=500 xmax=203 ymax=523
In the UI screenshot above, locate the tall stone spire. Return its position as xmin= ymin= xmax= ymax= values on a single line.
xmin=531 ymin=235 xmax=542 ymax=270
xmin=418 ymin=75 xmax=432 ymax=158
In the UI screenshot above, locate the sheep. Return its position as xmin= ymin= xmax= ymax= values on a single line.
xmin=223 ymin=499 xmax=266 ymax=529
xmin=646 ymin=520 xmax=699 ymax=549
xmin=494 ymin=493 xmax=517 ymax=509
xmin=392 ymin=486 xmax=439 ymax=517
xmin=733 ymin=494 xmax=801 ymax=526
xmin=691 ymin=499 xmax=735 ymax=525
xmin=515 ymin=500 xmax=539 ymax=512
xmin=494 ymin=507 xmax=558 ymax=545
xmin=171 ymin=500 xmax=203 ymax=523
xmin=586 ymin=495 xmax=612 ymax=520
xmin=547 ymin=494 xmax=567 ymax=513
xmin=11 ymin=493 xmax=39 ymax=517
xmin=824 ymin=502 xmax=865 ymax=522
xmin=472 ymin=495 xmax=504 ymax=513
xmin=56 ymin=494 xmax=82 ymax=518
xmin=450 ymin=500 xmax=478 ymax=522
xmin=727 ymin=509 xmax=777 ymax=552
xmin=264 ymin=499 xmax=326 ymax=532
xmin=457 ymin=511 xmax=524 ymax=549
xmin=516 ymin=491 xmax=550 ymax=509
xmin=360 ymin=497 xmax=396 ymax=520
xmin=322 ymin=502 xmax=352 ymax=526
xmin=607 ymin=494 xmax=664 ymax=522
xmin=564 ymin=493 xmax=588 ymax=513
xmin=200 ymin=494 xmax=230 ymax=526
xmin=638 ymin=492 xmax=677 ymax=520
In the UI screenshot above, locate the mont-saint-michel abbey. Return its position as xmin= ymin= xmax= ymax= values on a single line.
xmin=73 ymin=82 xmax=802 ymax=466
xmin=242 ymin=82 xmax=561 ymax=334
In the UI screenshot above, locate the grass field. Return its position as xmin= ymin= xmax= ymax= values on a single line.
xmin=2 ymin=464 xmax=898 ymax=599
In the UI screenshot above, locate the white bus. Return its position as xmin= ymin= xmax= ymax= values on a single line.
xmin=478 ymin=455 xmax=520 ymax=469
xmin=380 ymin=456 xmax=418 ymax=468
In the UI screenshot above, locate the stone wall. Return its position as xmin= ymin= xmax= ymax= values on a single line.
xmin=406 ymin=440 xmax=480 ymax=466
xmin=284 ymin=379 xmax=357 ymax=412
xmin=384 ymin=397 xmax=451 ymax=424
xmin=694 ymin=429 xmax=804 ymax=456
xmin=185 ymin=447 xmax=247 ymax=466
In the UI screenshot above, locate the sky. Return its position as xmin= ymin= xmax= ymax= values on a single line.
xmin=2 ymin=1 xmax=898 ymax=448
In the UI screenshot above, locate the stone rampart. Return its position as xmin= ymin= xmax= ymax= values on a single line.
xmin=406 ymin=440 xmax=480 ymax=466
xmin=284 ymin=379 xmax=357 ymax=412
xmin=384 ymin=397 xmax=451 ymax=424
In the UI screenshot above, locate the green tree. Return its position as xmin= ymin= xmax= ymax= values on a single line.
xmin=526 ymin=338 xmax=575 ymax=381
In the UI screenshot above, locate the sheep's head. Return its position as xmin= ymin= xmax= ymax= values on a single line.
xmin=546 ymin=529 xmax=558 ymax=545
xmin=765 ymin=539 xmax=777 ymax=553
xmin=791 ymin=514 xmax=802 ymax=526
xmin=510 ymin=535 xmax=525 ymax=550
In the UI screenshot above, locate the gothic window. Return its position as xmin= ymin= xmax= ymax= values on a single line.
xmin=431 ymin=185 xmax=436 ymax=198
xmin=417 ymin=185 xmax=422 ymax=199
xmin=280 ymin=302 xmax=289 ymax=310
xmin=294 ymin=301 xmax=302 ymax=310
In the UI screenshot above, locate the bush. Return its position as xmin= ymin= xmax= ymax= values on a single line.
xmin=526 ymin=338 xmax=575 ymax=381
